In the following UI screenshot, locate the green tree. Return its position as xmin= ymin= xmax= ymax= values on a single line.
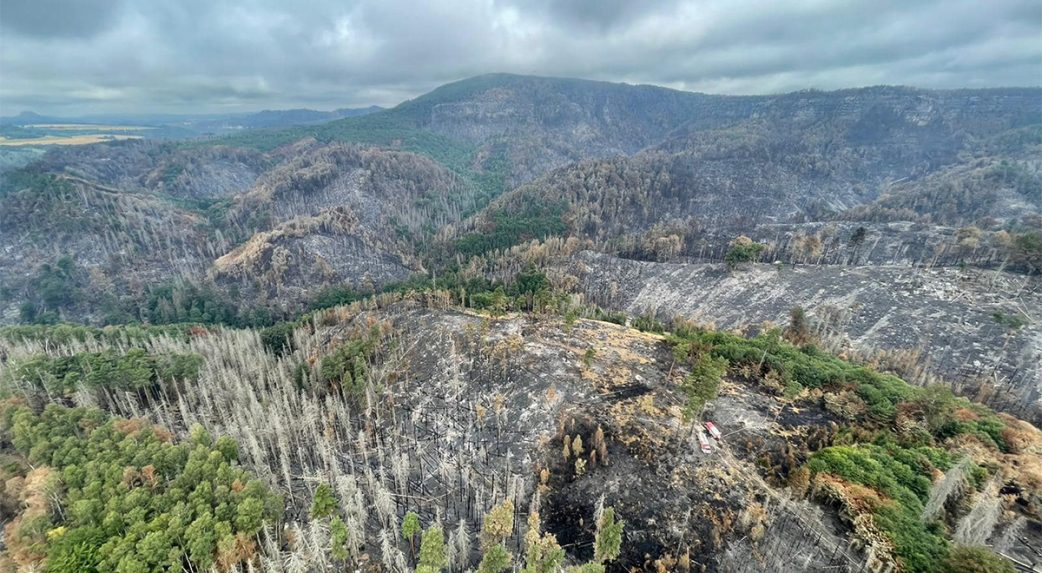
xmin=402 ymin=510 xmax=422 ymax=557
xmin=480 ymin=500 xmax=514 ymax=550
xmin=522 ymin=512 xmax=565 ymax=573
xmin=477 ymin=543 xmax=512 ymax=573
xmin=214 ymin=435 xmax=239 ymax=462
xmin=329 ymin=516 xmax=350 ymax=562
xmin=680 ymin=353 xmax=728 ymax=421
xmin=593 ymin=507 xmax=624 ymax=564
xmin=0 ymin=402 xmax=280 ymax=573
xmin=310 ymin=483 xmax=338 ymax=519
xmin=235 ymin=497 xmax=265 ymax=533
xmin=185 ymin=512 xmax=217 ymax=570
xmin=46 ymin=526 xmax=103 ymax=573
xmin=417 ymin=525 xmax=447 ymax=573
xmin=476 ymin=500 xmax=515 ymax=573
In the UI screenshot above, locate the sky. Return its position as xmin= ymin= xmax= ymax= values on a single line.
xmin=1 ymin=0 xmax=1040 ymax=116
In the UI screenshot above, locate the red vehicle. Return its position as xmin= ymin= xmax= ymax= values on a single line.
xmin=697 ymin=430 xmax=712 ymax=454
xmin=703 ymin=421 xmax=722 ymax=441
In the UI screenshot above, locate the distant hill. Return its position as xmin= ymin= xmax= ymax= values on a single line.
xmin=0 ymin=106 xmax=384 ymax=135
xmin=448 ymin=83 xmax=1040 ymax=250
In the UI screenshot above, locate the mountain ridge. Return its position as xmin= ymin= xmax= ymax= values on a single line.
xmin=1 ymin=72 xmax=1039 ymax=419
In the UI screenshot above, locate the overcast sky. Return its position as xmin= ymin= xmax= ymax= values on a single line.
xmin=1 ymin=0 xmax=1040 ymax=116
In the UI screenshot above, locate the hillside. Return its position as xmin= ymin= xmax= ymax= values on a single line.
xmin=2 ymin=297 xmax=1040 ymax=572
xmin=454 ymin=88 xmax=1041 ymax=257
xmin=562 ymin=251 xmax=1042 ymax=424
xmin=0 ymin=75 xmax=1039 ymax=424
xmin=1 ymin=73 xmax=1042 ymax=573
xmin=0 ymin=139 xmax=479 ymax=321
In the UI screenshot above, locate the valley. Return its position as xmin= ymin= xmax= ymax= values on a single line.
xmin=1 ymin=74 xmax=1040 ymax=573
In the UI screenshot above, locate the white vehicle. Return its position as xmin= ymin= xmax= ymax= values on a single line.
xmin=703 ymin=421 xmax=722 ymax=441
xmin=697 ymin=430 xmax=712 ymax=454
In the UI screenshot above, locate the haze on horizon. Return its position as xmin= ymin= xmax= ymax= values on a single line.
xmin=1 ymin=0 xmax=1040 ymax=116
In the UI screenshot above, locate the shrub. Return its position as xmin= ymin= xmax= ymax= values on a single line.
xmin=942 ymin=546 xmax=1015 ymax=573
xmin=724 ymin=235 xmax=767 ymax=269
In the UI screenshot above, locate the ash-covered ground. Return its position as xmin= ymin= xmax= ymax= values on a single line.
xmin=566 ymin=251 xmax=1042 ymax=424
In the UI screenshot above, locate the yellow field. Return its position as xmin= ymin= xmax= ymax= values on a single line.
xmin=24 ymin=123 xmax=151 ymax=131
xmin=0 ymin=134 xmax=144 ymax=146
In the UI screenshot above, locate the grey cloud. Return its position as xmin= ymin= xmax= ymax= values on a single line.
xmin=0 ymin=0 xmax=1038 ymax=115
xmin=0 ymin=0 xmax=125 ymax=38
xmin=511 ymin=0 xmax=682 ymax=31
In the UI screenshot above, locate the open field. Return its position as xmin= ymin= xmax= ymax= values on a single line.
xmin=23 ymin=123 xmax=151 ymax=131
xmin=0 ymin=133 xmax=143 ymax=146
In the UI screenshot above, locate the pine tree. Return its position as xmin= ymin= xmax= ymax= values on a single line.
xmin=477 ymin=543 xmax=512 ymax=573
xmin=480 ymin=500 xmax=514 ymax=551
xmin=522 ymin=511 xmax=565 ymax=573
xmin=477 ymin=500 xmax=515 ymax=573
xmin=329 ymin=516 xmax=349 ymax=562
xmin=402 ymin=510 xmax=422 ymax=558
xmin=417 ymin=525 xmax=448 ymax=573
xmin=310 ymin=483 xmax=338 ymax=519
xmin=593 ymin=507 xmax=624 ymax=563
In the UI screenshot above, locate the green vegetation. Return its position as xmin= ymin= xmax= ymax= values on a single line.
xmin=0 ymin=170 xmax=71 ymax=198
xmin=257 ymin=267 xmax=559 ymax=359
xmin=18 ymin=256 xmax=84 ymax=324
xmin=0 ymin=402 xmax=281 ymax=572
xmin=522 ymin=512 xmax=566 ymax=573
xmin=308 ymin=285 xmax=370 ymax=311
xmin=589 ymin=307 xmax=627 ymax=326
xmin=478 ymin=543 xmax=512 ymax=573
xmin=942 ymin=546 xmax=1016 ymax=573
xmin=416 ymin=525 xmax=447 ymax=573
xmin=665 ymin=323 xmax=1018 ymax=572
xmin=679 ymin=353 xmax=728 ymax=421
xmin=808 ymin=444 xmax=950 ymax=572
xmin=724 ymin=235 xmax=767 ymax=269
xmin=310 ymin=483 xmax=338 ymax=519
xmin=472 ymin=497 xmax=619 ymax=573
xmin=206 ymin=99 xmax=514 ymax=221
xmin=985 ymin=160 xmax=1042 ymax=203
xmin=318 ymin=329 xmax=381 ymax=399
xmin=631 ymin=314 xmax=666 ymax=333
xmin=668 ymin=326 xmax=1006 ymax=441
xmin=455 ymin=202 xmax=568 ymax=258
xmin=141 ymin=282 xmax=279 ymax=328
xmin=259 ymin=320 xmax=298 ymax=356
xmin=7 ymin=349 xmax=203 ymax=394
xmin=478 ymin=499 xmax=515 ymax=573
xmin=402 ymin=511 xmax=422 ymax=556
xmin=308 ymin=266 xmax=551 ymax=315
xmin=992 ymin=311 xmax=1029 ymax=330
xmin=329 ymin=516 xmax=351 ymax=561
xmin=0 ymin=322 xmax=198 ymax=345
xmin=593 ymin=507 xmax=624 ymax=564
xmin=1011 ymin=230 xmax=1042 ymax=274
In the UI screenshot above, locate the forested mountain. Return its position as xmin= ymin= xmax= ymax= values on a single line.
xmin=1 ymin=74 xmax=1041 ymax=573
xmin=459 ymin=86 xmax=1040 ymax=245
